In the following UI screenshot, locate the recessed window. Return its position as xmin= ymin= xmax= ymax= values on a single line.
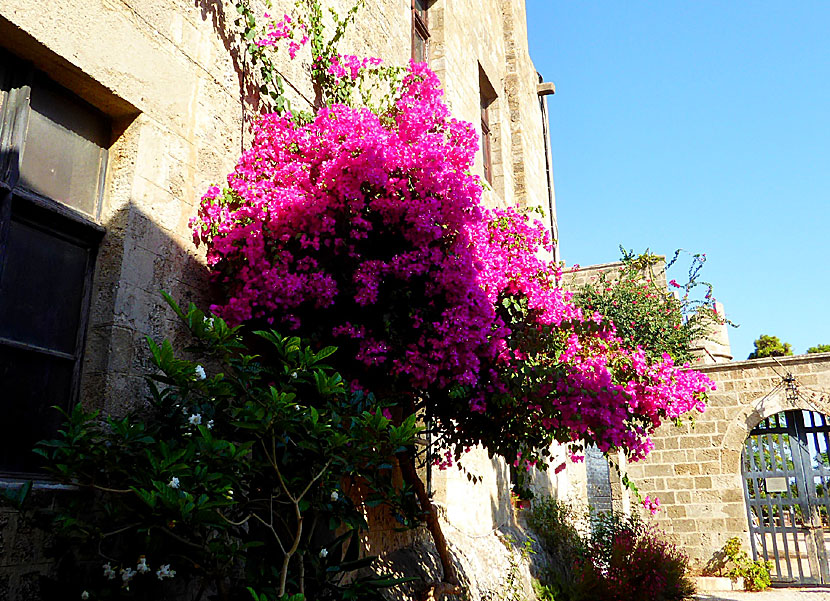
xmin=412 ymin=0 xmax=429 ymax=63
xmin=0 ymin=50 xmax=107 ymax=475
xmin=479 ymin=68 xmax=497 ymax=184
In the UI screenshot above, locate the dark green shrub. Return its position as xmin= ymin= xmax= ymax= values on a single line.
xmin=25 ymin=295 xmax=419 ymax=601
xmin=526 ymin=498 xmax=585 ymax=601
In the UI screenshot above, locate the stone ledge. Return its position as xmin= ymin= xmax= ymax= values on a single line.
xmin=695 ymin=576 xmax=744 ymax=591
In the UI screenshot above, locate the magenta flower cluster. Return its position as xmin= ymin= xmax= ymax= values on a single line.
xmin=191 ymin=60 xmax=714 ymax=504
xmin=327 ymin=54 xmax=384 ymax=81
xmin=256 ymin=13 xmax=308 ymax=59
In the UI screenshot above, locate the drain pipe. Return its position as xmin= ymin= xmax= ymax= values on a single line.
xmin=537 ymin=75 xmax=558 ymax=262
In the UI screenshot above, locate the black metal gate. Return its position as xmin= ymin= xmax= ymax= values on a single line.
xmin=742 ymin=410 xmax=830 ymax=584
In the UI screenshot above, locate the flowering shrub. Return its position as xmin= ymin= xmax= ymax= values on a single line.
xmin=577 ymin=515 xmax=696 ymax=601
xmin=189 ymin=1 xmax=716 ymax=587
xmin=571 ymin=248 xmax=725 ymax=365
xmin=529 ymin=499 xmax=696 ymax=601
xmin=192 ymin=60 xmax=714 ymax=469
xmin=32 ymin=296 xmax=418 ymax=600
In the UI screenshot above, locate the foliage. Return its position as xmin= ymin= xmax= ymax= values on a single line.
xmin=721 ymin=537 xmax=773 ymax=592
xmin=807 ymin=344 xmax=830 ymax=354
xmin=233 ymin=0 xmax=405 ymax=116
xmin=526 ymin=498 xmax=585 ymax=601
xmin=532 ymin=579 xmax=558 ymax=601
xmin=190 ymin=28 xmax=715 ymax=484
xmin=528 ymin=499 xmax=695 ymax=601
xmin=747 ymin=335 xmax=793 ymax=360
xmin=483 ymin=536 xmax=535 ymax=601
xmin=571 ymin=248 xmax=725 ymax=365
xmin=31 ymin=295 xmax=419 ymax=600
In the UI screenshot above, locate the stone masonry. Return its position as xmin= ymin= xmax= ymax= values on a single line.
xmin=0 ymin=1 xmax=561 ymax=597
xmin=627 ymin=352 xmax=830 ymax=572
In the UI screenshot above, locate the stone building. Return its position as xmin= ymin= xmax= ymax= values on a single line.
xmin=566 ymin=259 xmax=830 ymax=586
xmin=628 ymin=352 xmax=830 ymax=584
xmin=0 ymin=0 xmax=562 ymax=597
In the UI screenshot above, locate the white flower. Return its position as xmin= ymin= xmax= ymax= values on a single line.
xmin=103 ymin=563 xmax=116 ymax=580
xmin=156 ymin=564 xmax=176 ymax=580
xmin=121 ymin=567 xmax=136 ymax=583
xmin=81 ymin=592 xmax=90 ymax=600
xmin=206 ymin=419 xmax=214 ymax=430
xmin=319 ymin=548 xmax=328 ymax=558
xmin=295 ymin=405 xmax=301 ymax=411
xmin=206 ymin=317 xmax=215 ymax=328
xmin=225 ymin=488 xmax=234 ymax=499
xmin=330 ymin=491 xmax=339 ymax=502
xmin=136 ymin=555 xmax=150 ymax=574
xmin=194 ymin=365 xmax=206 ymax=380
xmin=188 ymin=413 xmax=202 ymax=426
xmin=291 ymin=371 xmax=298 ymax=379
xmin=168 ymin=477 xmax=180 ymax=489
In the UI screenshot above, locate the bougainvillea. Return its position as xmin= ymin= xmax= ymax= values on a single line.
xmin=192 ymin=57 xmax=714 ymax=478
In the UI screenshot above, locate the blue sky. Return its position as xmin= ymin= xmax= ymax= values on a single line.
xmin=526 ymin=1 xmax=830 ymax=360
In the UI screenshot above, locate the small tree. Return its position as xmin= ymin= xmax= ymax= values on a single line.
xmin=807 ymin=344 xmax=830 ymax=354
xmin=571 ymin=249 xmax=724 ymax=365
xmin=748 ymin=335 xmax=793 ymax=360
xmin=32 ymin=297 xmax=419 ymax=600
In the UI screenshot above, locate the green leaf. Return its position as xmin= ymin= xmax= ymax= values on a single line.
xmin=313 ymin=346 xmax=337 ymax=362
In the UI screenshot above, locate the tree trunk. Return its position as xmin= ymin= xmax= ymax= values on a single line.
xmin=397 ymin=448 xmax=460 ymax=593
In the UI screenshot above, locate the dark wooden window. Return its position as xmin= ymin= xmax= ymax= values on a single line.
xmin=479 ymin=68 xmax=497 ymax=184
xmin=0 ymin=50 xmax=107 ymax=476
xmin=412 ymin=0 xmax=429 ymax=63
xmin=481 ymin=99 xmax=492 ymax=183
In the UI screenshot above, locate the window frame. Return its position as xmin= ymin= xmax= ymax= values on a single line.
xmin=479 ymin=68 xmax=497 ymax=185
xmin=480 ymin=100 xmax=492 ymax=184
xmin=411 ymin=0 xmax=430 ymax=62
xmin=0 ymin=50 xmax=106 ymax=477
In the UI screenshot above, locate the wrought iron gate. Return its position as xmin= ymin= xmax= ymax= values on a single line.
xmin=742 ymin=410 xmax=830 ymax=584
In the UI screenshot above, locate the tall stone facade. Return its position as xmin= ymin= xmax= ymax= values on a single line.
xmin=0 ymin=1 xmax=559 ymax=597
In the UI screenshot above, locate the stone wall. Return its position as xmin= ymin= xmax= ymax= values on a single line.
xmin=0 ymin=0 xmax=560 ymax=597
xmin=0 ymin=0 xmax=556 ymax=415
xmin=626 ymin=353 xmax=830 ymax=572
xmin=558 ymin=257 xmax=669 ymax=291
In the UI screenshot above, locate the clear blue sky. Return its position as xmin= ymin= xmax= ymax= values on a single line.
xmin=526 ymin=0 xmax=830 ymax=360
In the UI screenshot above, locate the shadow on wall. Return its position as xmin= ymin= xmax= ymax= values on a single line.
xmin=81 ymin=200 xmax=214 ymax=414
xmin=0 ymin=194 xmax=213 ymax=599
xmin=193 ymin=0 xmax=317 ymax=137
xmin=367 ymin=452 xmax=539 ymax=600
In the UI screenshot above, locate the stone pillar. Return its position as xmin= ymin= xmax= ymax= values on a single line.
xmin=691 ymin=302 xmax=733 ymax=364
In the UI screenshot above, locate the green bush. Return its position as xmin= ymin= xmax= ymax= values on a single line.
xmin=721 ymin=537 xmax=773 ymax=592
xmin=27 ymin=295 xmax=420 ymax=600
xmin=571 ymin=249 xmax=723 ymax=364
xmin=532 ymin=578 xmax=557 ymax=600
xmin=526 ymin=498 xmax=585 ymax=601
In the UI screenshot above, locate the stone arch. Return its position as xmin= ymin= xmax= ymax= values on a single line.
xmin=720 ymin=387 xmax=830 ymax=476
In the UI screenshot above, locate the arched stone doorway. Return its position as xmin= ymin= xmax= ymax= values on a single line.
xmin=742 ymin=409 xmax=830 ymax=584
